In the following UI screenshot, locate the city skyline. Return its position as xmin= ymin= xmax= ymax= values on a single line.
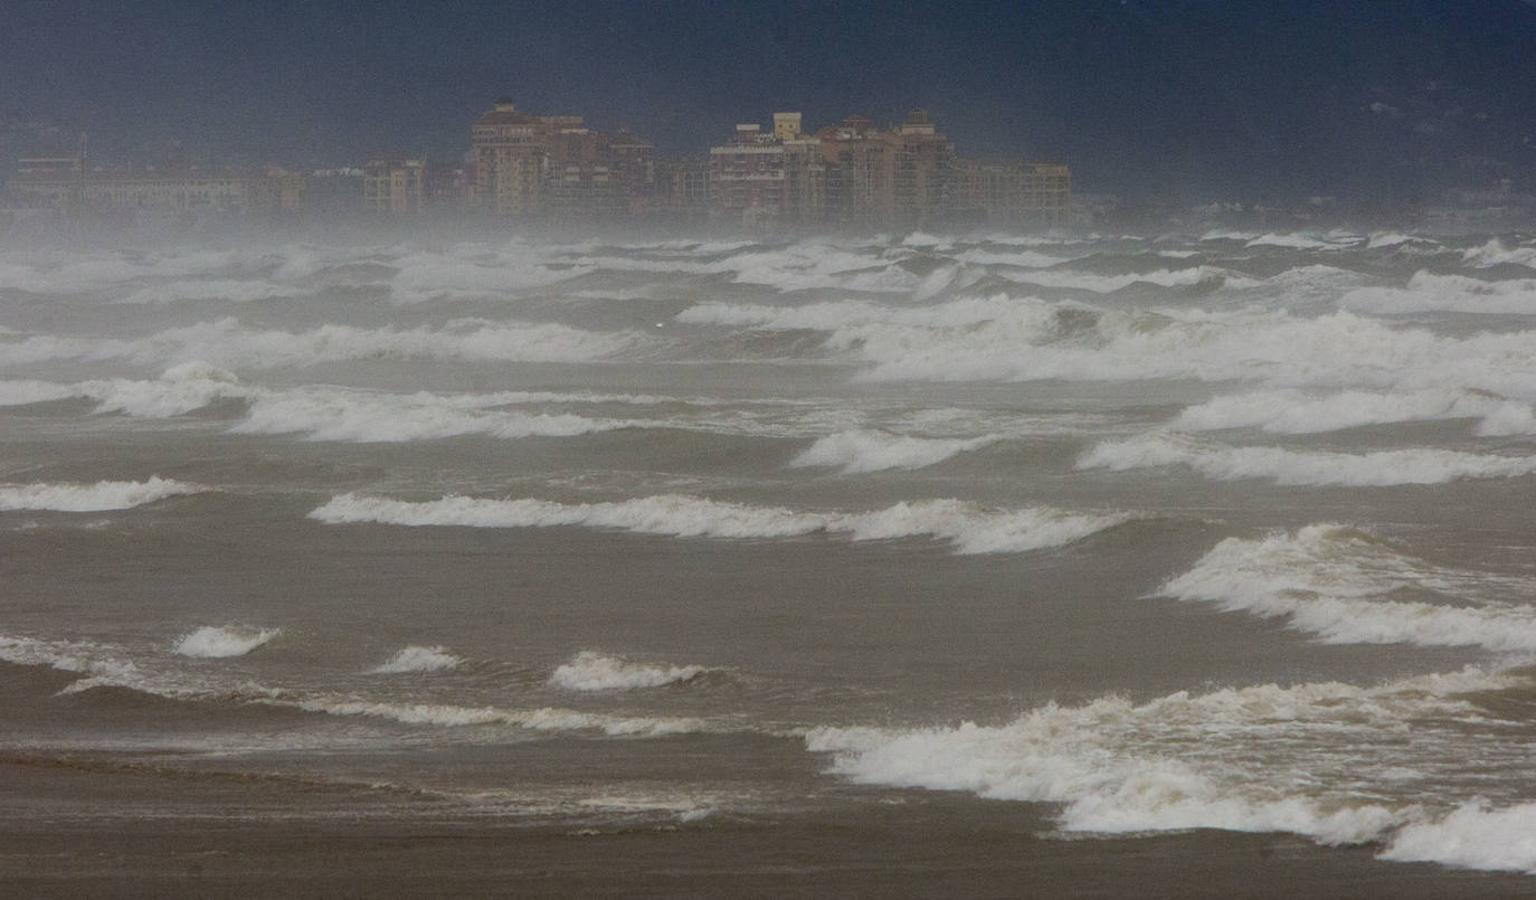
xmin=4 ymin=1 xmax=1536 ymax=202
xmin=3 ymin=97 xmax=1074 ymax=231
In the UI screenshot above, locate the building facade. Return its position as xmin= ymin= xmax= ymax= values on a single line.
xmin=954 ymin=160 xmax=1072 ymax=228
xmin=363 ymin=159 xmax=425 ymax=214
xmin=470 ymin=97 xmax=655 ymax=220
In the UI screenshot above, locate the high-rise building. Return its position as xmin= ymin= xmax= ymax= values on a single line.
xmin=470 ymin=97 xmax=655 ymax=220
xmin=363 ymin=159 xmax=425 ymax=214
xmin=470 ymin=98 xmax=555 ymax=216
xmin=816 ymin=115 xmax=890 ymax=227
xmin=709 ymin=122 xmax=788 ymax=226
xmin=709 ymin=113 xmax=822 ymax=227
xmin=883 ymin=110 xmax=953 ymax=226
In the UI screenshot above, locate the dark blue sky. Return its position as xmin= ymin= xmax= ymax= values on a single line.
xmin=4 ymin=0 xmax=1535 ymax=201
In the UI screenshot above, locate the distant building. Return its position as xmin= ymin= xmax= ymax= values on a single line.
xmin=657 ymin=157 xmax=710 ymax=221
xmin=249 ymin=166 xmax=308 ymax=216
xmin=306 ymin=167 xmax=365 ymax=216
xmin=471 ymin=98 xmax=552 ymax=215
xmin=3 ymin=144 xmax=321 ymax=220
xmin=469 ymin=97 xmax=655 ymax=220
xmin=953 ymin=160 xmax=1072 ymax=228
xmin=885 ymin=110 xmax=953 ymax=226
xmin=4 ymin=153 xmax=86 ymax=211
xmin=709 ymin=122 xmax=788 ymax=226
xmin=814 ymin=115 xmax=887 ymax=227
xmin=363 ymin=159 xmax=425 ymax=214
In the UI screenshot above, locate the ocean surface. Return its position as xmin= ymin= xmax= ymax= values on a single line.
xmin=3 ymin=226 xmax=1536 ymax=895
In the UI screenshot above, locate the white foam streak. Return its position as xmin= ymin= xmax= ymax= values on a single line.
xmin=790 ymin=429 xmax=996 ymax=473
xmin=550 ymin=651 xmax=707 ymax=691
xmin=233 ymin=391 xmax=635 ymax=442
xmin=309 ymin=493 xmax=1135 ymax=555
xmin=1079 ymin=433 xmax=1536 ymax=486
xmin=0 ymin=317 xmax=638 ymax=370
xmin=1172 ymin=389 xmax=1534 ymax=435
xmin=0 ymin=477 xmax=203 ymax=512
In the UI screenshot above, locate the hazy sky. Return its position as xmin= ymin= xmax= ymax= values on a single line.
xmin=3 ymin=0 xmax=1535 ymax=201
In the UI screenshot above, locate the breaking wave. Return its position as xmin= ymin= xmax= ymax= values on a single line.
xmin=1171 ymin=388 xmax=1534 ymax=435
xmin=789 ymin=429 xmax=997 ymax=473
xmin=1341 ymin=271 xmax=1536 ymax=315
xmin=550 ymin=651 xmax=709 ymax=691
xmin=309 ymin=493 xmax=1137 ymax=555
xmin=0 ymin=477 xmax=204 ymax=512
xmin=806 ymin=665 xmax=1535 ymax=863
xmin=1078 ymin=433 xmax=1536 ymax=486
xmin=0 ymin=630 xmax=712 ymax=738
xmin=1158 ymin=523 xmax=1536 ymax=651
xmin=172 ymin=625 xmax=281 ymax=658
xmin=233 ymin=390 xmax=638 ymax=443
xmin=371 ymin=645 xmax=463 ymax=673
xmin=1462 ymin=238 xmax=1536 ymax=270
xmin=1381 ymin=802 xmax=1536 ymax=873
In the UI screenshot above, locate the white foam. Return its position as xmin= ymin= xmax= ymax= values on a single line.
xmin=117 ymin=278 xmax=302 ymax=305
xmin=172 ymin=625 xmax=281 ymax=658
xmin=0 ymin=380 xmax=78 ymax=407
xmin=1246 ymin=232 xmax=1357 ymax=250
xmin=1078 ymin=433 xmax=1536 ymax=486
xmin=0 ymin=477 xmax=204 ymax=512
xmin=1462 ymin=238 xmax=1536 ymax=270
xmin=1160 ymin=524 xmax=1536 ymax=651
xmin=1342 ymin=271 xmax=1536 ymax=315
xmin=232 ymin=389 xmax=638 ymax=443
xmin=550 ymin=651 xmax=708 ymax=691
xmin=806 ymin=666 xmax=1521 ymax=849
xmin=371 ymin=645 xmax=463 ymax=673
xmin=1172 ymin=389 xmax=1532 ymax=435
xmin=789 ymin=429 xmax=997 ymax=473
xmin=1366 ymin=231 xmax=1433 ymax=250
xmin=0 ymin=317 xmax=640 ymax=370
xmin=0 ymin=630 xmax=714 ymax=739
xmin=998 ymin=266 xmax=1242 ymax=294
xmin=280 ymin=696 xmax=708 ymax=737
xmin=1381 ymin=801 xmax=1536 ymax=873
xmin=309 ymin=493 xmax=1136 ymax=556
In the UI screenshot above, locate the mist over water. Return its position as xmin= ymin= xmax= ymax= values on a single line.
xmin=5 ymin=226 xmax=1536 ymax=887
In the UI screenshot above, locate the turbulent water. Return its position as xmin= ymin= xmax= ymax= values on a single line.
xmin=4 ymin=227 xmax=1536 ymax=890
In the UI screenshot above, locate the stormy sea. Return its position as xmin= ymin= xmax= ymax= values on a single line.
xmin=3 ymin=227 xmax=1536 ymax=896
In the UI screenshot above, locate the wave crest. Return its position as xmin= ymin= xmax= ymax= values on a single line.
xmin=172 ymin=625 xmax=281 ymax=658
xmin=1159 ymin=524 xmax=1536 ymax=651
xmin=1078 ymin=433 xmax=1536 ymax=486
xmin=309 ymin=493 xmax=1136 ymax=555
xmin=549 ymin=651 xmax=708 ymax=691
xmin=0 ymin=477 xmax=204 ymax=512
xmin=371 ymin=645 xmax=463 ymax=673
xmin=790 ymin=430 xmax=996 ymax=473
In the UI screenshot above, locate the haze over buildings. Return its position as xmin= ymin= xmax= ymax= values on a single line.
xmin=2 ymin=1 xmax=1534 ymax=208
xmin=2 ymin=99 xmax=1072 ymax=230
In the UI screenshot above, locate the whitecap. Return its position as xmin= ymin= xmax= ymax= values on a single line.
xmin=173 ymin=625 xmax=281 ymax=658
xmin=549 ymin=651 xmax=708 ymax=691
xmin=0 ymin=477 xmax=204 ymax=512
